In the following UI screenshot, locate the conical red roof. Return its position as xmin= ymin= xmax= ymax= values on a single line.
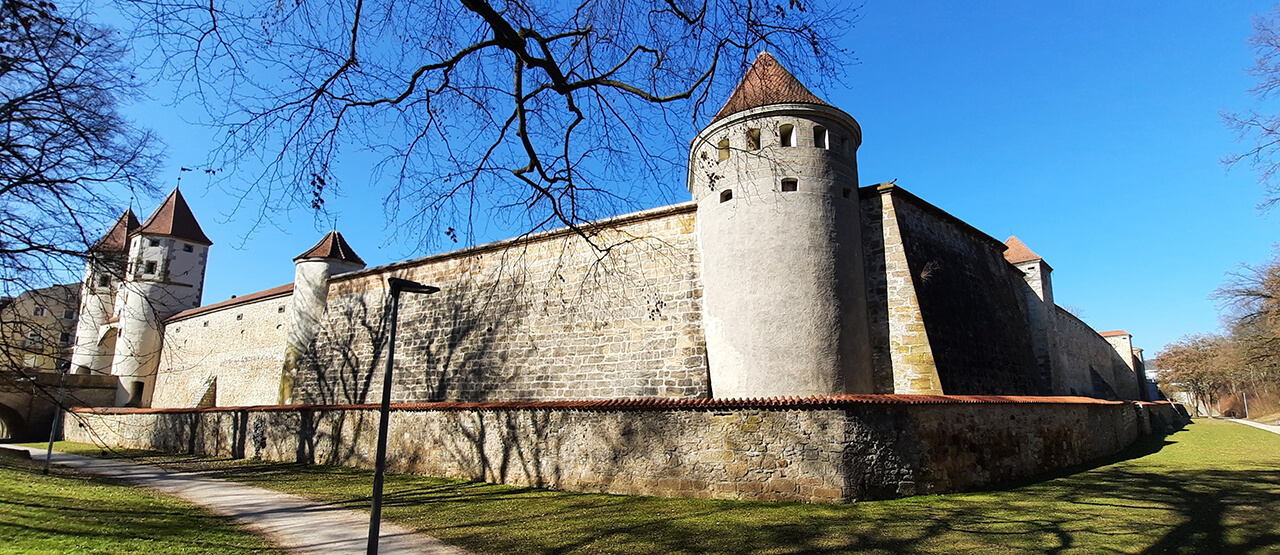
xmin=91 ymin=209 xmax=141 ymax=253
xmin=712 ymin=52 xmax=829 ymax=122
xmin=1003 ymin=236 xmax=1043 ymax=264
xmin=294 ymin=230 xmax=364 ymax=265
xmin=136 ymin=188 xmax=212 ymax=245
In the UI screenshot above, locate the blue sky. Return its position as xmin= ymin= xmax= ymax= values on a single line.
xmin=108 ymin=2 xmax=1277 ymax=357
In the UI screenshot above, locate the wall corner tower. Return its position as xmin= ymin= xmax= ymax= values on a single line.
xmin=70 ymin=209 xmax=140 ymax=376
xmin=278 ymin=230 xmax=365 ymax=404
xmin=690 ymin=52 xmax=873 ymax=398
xmin=110 ymin=188 xmax=212 ymax=406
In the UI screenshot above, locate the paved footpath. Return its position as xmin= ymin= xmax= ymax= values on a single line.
xmin=1229 ymin=418 xmax=1280 ymax=436
xmin=8 ymin=446 xmax=471 ymax=555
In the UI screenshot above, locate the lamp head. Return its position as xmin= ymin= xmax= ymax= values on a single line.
xmin=387 ymin=277 xmax=440 ymax=295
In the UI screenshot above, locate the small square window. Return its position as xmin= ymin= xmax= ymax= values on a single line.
xmin=720 ymin=190 xmax=733 ymax=203
xmin=183 ymin=244 xmax=194 ymax=253
xmin=32 ymin=307 xmax=46 ymax=317
xmin=63 ymin=309 xmax=75 ymax=320
xmin=781 ymin=179 xmax=798 ymax=192
xmin=97 ymin=275 xmax=110 ymax=287
xmin=144 ymin=261 xmax=157 ymax=274
xmin=236 ymin=314 xmax=244 ymax=321
xmin=278 ymin=305 xmax=286 ymax=313
xmin=148 ymin=238 xmax=160 ymax=247
xmin=59 ymin=332 xmax=72 ymax=344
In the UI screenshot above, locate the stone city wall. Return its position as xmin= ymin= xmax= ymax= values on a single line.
xmin=66 ymin=396 xmax=1186 ymax=503
xmin=295 ymin=203 xmax=707 ymax=404
xmin=1052 ymin=307 xmax=1139 ymax=399
xmin=888 ymin=188 xmax=1044 ymax=395
xmin=152 ymin=288 xmax=293 ymax=408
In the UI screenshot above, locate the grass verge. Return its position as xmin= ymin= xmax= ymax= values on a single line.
xmin=0 ymin=448 xmax=278 ymax=554
xmin=36 ymin=418 xmax=1280 ymax=554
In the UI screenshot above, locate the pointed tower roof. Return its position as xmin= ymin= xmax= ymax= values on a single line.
xmin=294 ymin=230 xmax=365 ymax=265
xmin=1003 ymin=236 xmax=1044 ymax=264
xmin=91 ymin=209 xmax=141 ymax=253
xmin=135 ymin=188 xmax=212 ymax=245
xmin=712 ymin=52 xmax=829 ymax=122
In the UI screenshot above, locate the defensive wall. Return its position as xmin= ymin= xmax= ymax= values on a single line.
xmin=152 ymin=284 xmax=294 ymax=408
xmin=67 ymin=396 xmax=1188 ymax=503
xmin=1053 ymin=307 xmax=1140 ymax=399
xmin=295 ymin=203 xmax=706 ymax=405
xmin=148 ymin=185 xmax=1146 ymax=408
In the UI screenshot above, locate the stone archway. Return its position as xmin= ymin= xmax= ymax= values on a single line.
xmin=0 ymin=403 xmax=25 ymax=441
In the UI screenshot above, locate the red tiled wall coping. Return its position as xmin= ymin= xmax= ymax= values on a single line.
xmin=71 ymin=394 xmax=1141 ymax=415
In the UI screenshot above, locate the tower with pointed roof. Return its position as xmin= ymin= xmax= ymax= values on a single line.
xmin=108 ymin=188 xmax=213 ymax=406
xmin=689 ymin=52 xmax=873 ymax=398
xmin=70 ymin=209 xmax=140 ymax=376
xmin=278 ymin=230 xmax=366 ymax=403
xmin=1004 ymin=236 xmax=1060 ymax=395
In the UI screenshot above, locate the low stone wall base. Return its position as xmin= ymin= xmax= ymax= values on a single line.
xmin=67 ymin=396 xmax=1187 ymax=503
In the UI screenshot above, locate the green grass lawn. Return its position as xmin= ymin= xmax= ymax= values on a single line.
xmin=39 ymin=418 xmax=1280 ymax=554
xmin=0 ymin=449 xmax=279 ymax=554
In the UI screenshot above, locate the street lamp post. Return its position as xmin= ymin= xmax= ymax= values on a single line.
xmin=367 ymin=277 xmax=439 ymax=555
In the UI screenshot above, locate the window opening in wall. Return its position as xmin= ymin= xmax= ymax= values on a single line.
xmin=814 ymin=125 xmax=828 ymax=149
xmin=97 ymin=275 xmax=110 ymax=287
xmin=26 ymin=330 xmax=40 ymax=340
xmin=717 ymin=138 xmax=730 ymax=161
xmin=148 ymin=238 xmax=160 ymax=247
xmin=746 ymin=128 xmax=760 ymax=150
xmin=143 ymin=261 xmax=157 ymax=274
xmin=183 ymin=244 xmax=194 ymax=253
xmin=203 ymin=321 xmax=209 ymax=327
xmin=32 ymin=307 xmax=45 ymax=317
xmin=842 ymin=188 xmax=852 ymax=199
xmin=63 ymin=309 xmax=75 ymax=320
xmin=720 ymin=189 xmax=733 ymax=203
xmin=780 ymin=124 xmax=794 ymax=147
xmin=781 ymin=178 xmax=798 ymax=192
xmin=236 ymin=313 xmax=244 ymax=321
xmin=278 ymin=305 xmax=286 ymax=313
xmin=59 ymin=332 xmax=71 ymax=344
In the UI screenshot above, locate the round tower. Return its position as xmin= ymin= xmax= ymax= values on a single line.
xmin=71 ymin=209 xmax=139 ymax=375
xmin=110 ymin=189 xmax=212 ymax=406
xmin=279 ymin=230 xmax=366 ymax=404
xmin=690 ymin=52 xmax=873 ymax=398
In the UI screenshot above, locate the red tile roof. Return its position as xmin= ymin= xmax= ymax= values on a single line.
xmin=136 ymin=188 xmax=212 ymax=246
xmin=712 ymin=52 xmax=828 ymax=122
xmin=1003 ymin=236 xmax=1043 ymax=264
xmin=72 ymin=394 xmax=1135 ymax=415
xmin=1099 ymin=330 xmax=1131 ymax=338
xmin=166 ymin=283 xmax=293 ymax=323
xmin=91 ymin=209 xmax=140 ymax=253
xmin=295 ymin=230 xmax=365 ymax=265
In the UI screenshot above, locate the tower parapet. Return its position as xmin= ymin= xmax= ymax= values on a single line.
xmin=278 ymin=230 xmax=365 ymax=403
xmin=690 ymin=52 xmax=873 ymax=398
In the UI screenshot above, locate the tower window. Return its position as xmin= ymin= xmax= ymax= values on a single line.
xmin=63 ymin=309 xmax=75 ymax=320
xmin=780 ymin=124 xmax=794 ymax=147
xmin=148 ymin=238 xmax=160 ymax=247
xmin=143 ymin=261 xmax=157 ymax=274
xmin=183 ymin=244 xmax=194 ymax=253
xmin=813 ymin=125 xmax=828 ymax=149
xmin=278 ymin=305 xmax=286 ymax=313
xmin=720 ymin=189 xmax=733 ymax=203
xmin=59 ymin=332 xmax=72 ymax=345
xmin=842 ymin=188 xmax=852 ymax=199
xmin=746 ymin=128 xmax=760 ymax=151
xmin=781 ymin=178 xmax=798 ymax=192
xmin=32 ymin=307 xmax=46 ymax=317
xmin=97 ymin=275 xmax=110 ymax=287
xmin=717 ymin=138 xmax=730 ymax=161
